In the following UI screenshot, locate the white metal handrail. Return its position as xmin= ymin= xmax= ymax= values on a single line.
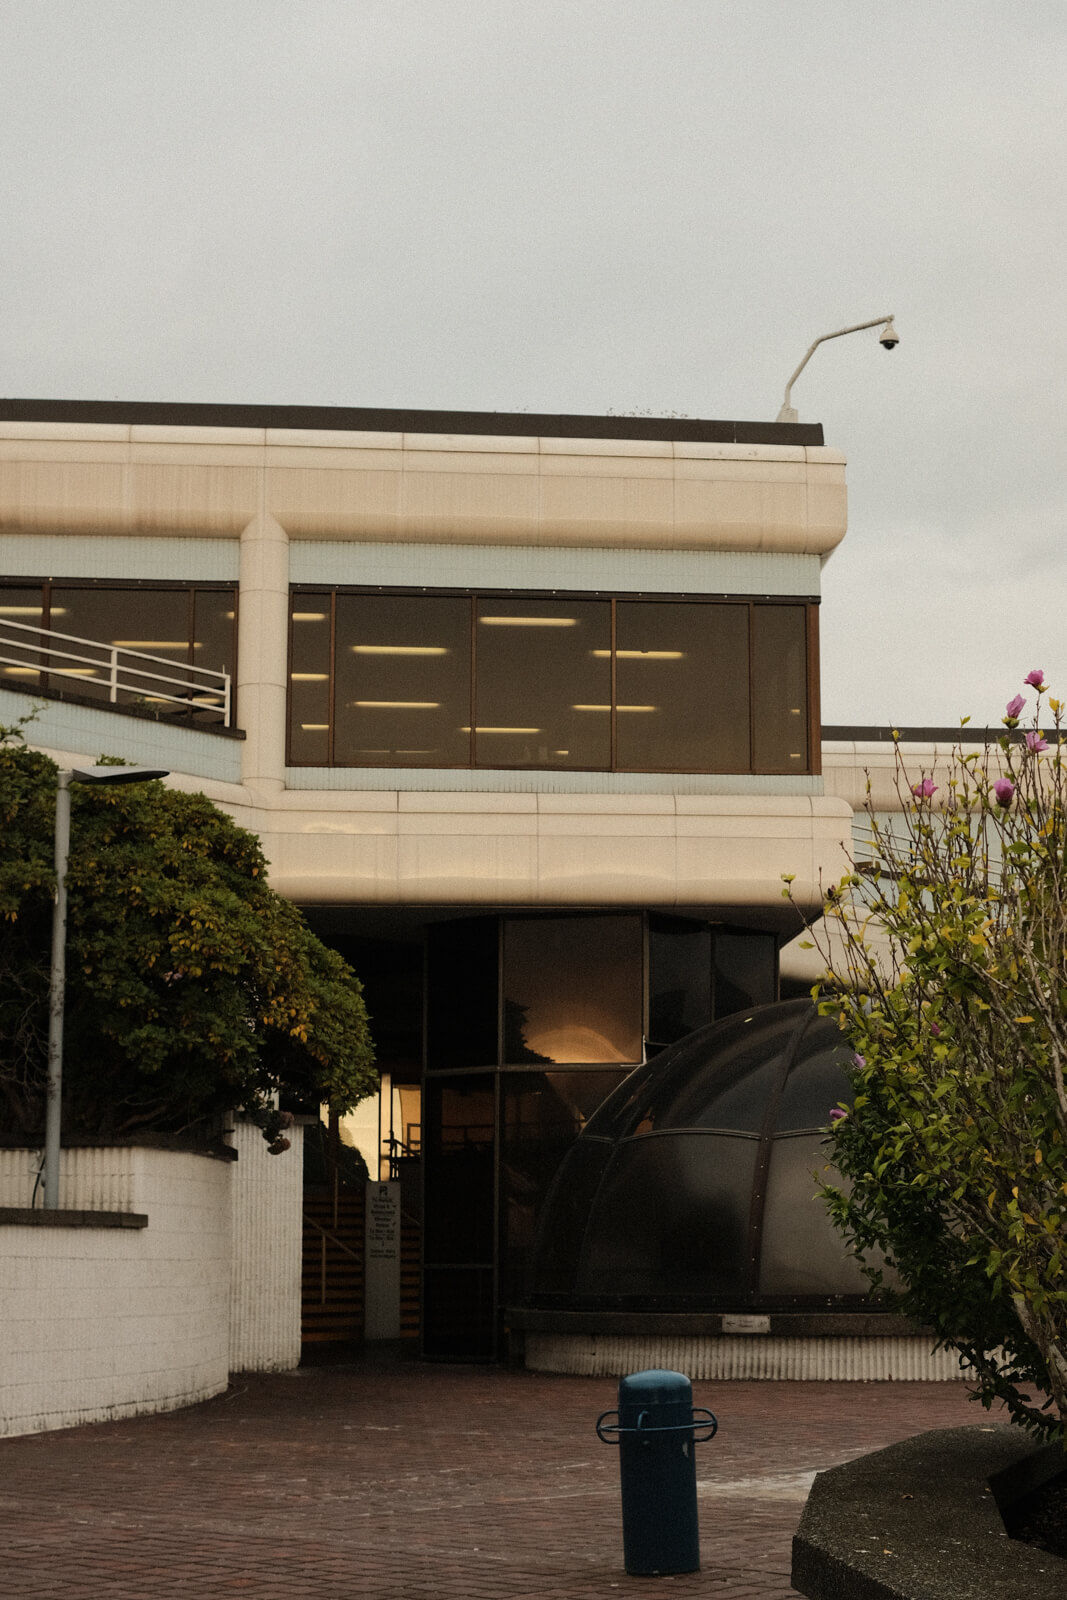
xmin=0 ymin=618 xmax=232 ymax=724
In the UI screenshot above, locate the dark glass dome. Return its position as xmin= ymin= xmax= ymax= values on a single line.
xmin=527 ymin=999 xmax=867 ymax=1309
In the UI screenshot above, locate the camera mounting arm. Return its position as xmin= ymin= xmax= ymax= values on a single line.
xmin=776 ymin=316 xmax=898 ymax=423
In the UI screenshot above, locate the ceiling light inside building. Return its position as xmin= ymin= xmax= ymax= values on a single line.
xmin=112 ymin=640 xmax=194 ymax=650
xmin=352 ymin=644 xmax=448 ymax=655
xmin=591 ymin=649 xmax=684 ymax=660
xmin=479 ymin=616 xmax=577 ymax=627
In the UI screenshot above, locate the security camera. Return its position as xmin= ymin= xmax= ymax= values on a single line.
xmin=879 ymin=319 xmax=899 ymax=350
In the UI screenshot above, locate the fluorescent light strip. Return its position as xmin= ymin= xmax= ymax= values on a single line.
xmin=355 ymin=700 xmax=440 ymax=708
xmin=301 ymin=723 xmax=329 ymax=731
xmin=112 ymin=640 xmax=194 ymax=650
xmin=591 ymin=649 xmax=684 ymax=660
xmin=0 ymin=606 xmax=43 ymax=616
xmin=292 ymin=612 xmax=327 ymax=622
xmin=351 ymin=644 xmax=449 ymax=655
xmin=572 ymin=704 xmax=657 ymax=712
xmin=460 ymin=726 xmax=541 ymax=734
xmin=479 ymin=616 xmax=577 ymax=627
xmin=291 ymin=672 xmax=328 ymax=681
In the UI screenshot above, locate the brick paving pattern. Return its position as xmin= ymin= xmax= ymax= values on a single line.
xmin=0 ymin=1353 xmax=993 ymax=1598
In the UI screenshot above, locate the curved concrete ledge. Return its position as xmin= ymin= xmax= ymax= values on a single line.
xmin=0 ymin=1207 xmax=147 ymax=1228
xmin=792 ymin=1425 xmax=1067 ymax=1600
xmin=521 ymin=1331 xmax=967 ymax=1380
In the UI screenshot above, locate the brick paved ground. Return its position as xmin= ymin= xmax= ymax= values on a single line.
xmin=0 ymin=1351 xmax=995 ymax=1598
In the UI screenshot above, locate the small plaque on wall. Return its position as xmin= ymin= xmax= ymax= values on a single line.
xmin=722 ymin=1313 xmax=771 ymax=1334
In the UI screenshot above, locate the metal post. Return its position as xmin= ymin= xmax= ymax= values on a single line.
xmin=44 ymin=772 xmax=72 ymax=1210
xmin=42 ymin=762 xmax=168 ymax=1209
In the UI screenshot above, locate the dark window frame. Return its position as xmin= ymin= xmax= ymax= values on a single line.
xmin=287 ymin=585 xmax=821 ymax=776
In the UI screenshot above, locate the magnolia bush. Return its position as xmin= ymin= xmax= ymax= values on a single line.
xmin=791 ymin=671 xmax=1067 ymax=1440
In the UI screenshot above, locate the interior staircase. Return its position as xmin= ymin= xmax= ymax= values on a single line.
xmin=302 ymin=1184 xmax=421 ymax=1346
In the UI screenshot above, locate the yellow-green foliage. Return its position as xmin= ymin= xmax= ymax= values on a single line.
xmin=0 ymin=722 xmax=376 ymax=1144
xmin=791 ymin=676 xmax=1067 ymax=1442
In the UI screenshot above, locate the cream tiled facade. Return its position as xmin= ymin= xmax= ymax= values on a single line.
xmin=0 ymin=407 xmax=853 ymax=919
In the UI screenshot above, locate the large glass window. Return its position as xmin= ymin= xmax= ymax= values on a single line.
xmin=335 ymin=593 xmax=470 ymax=767
xmin=0 ymin=586 xmax=45 ymax=690
xmin=615 ymin=601 xmax=750 ymax=771
xmin=503 ymin=915 xmax=643 ymax=1065
xmin=0 ymin=581 xmax=236 ymax=723
xmin=475 ymin=597 xmax=609 ymax=768
xmin=752 ymin=605 xmax=809 ymax=771
xmin=287 ymin=588 xmax=816 ymax=774
xmin=288 ymin=592 xmax=331 ymax=763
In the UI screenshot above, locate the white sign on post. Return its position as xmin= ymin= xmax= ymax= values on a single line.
xmin=364 ymin=1180 xmax=402 ymax=1340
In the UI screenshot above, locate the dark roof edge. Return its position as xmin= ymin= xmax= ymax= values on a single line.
xmin=0 ymin=398 xmax=824 ymax=447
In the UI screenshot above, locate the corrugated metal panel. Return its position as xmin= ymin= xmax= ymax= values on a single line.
xmin=0 ymin=534 xmax=239 ymax=581
xmin=524 ymin=1333 xmax=968 ymax=1382
xmin=289 ymin=541 xmax=821 ymax=598
xmin=0 ymin=1145 xmax=135 ymax=1210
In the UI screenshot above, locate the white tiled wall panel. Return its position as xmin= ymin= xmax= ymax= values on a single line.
xmin=0 ymin=1147 xmax=232 ymax=1438
xmin=0 ymin=533 xmax=239 ymax=581
xmin=289 ymin=541 xmax=821 ymax=597
xmin=228 ymin=1120 xmax=304 ymax=1373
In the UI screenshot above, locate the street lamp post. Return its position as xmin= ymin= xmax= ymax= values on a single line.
xmin=776 ymin=316 xmax=899 ymax=423
xmin=43 ymin=763 xmax=169 ymax=1210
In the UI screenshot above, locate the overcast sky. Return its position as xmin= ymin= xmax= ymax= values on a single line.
xmin=2 ymin=1 xmax=1064 ymax=729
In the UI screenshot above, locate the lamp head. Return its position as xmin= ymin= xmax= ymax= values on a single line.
xmin=71 ymin=764 xmax=169 ymax=785
xmin=879 ymin=318 xmax=899 ymax=350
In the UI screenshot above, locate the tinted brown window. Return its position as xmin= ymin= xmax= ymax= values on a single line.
xmin=334 ymin=593 xmax=471 ymax=767
xmin=752 ymin=605 xmax=808 ymax=771
xmin=503 ymin=915 xmax=643 ymax=1065
xmin=287 ymin=589 xmax=817 ymax=775
xmin=615 ymin=601 xmax=749 ymax=772
xmin=0 ymin=582 xmax=235 ymax=721
xmin=0 ymin=586 xmax=45 ymax=690
xmin=289 ymin=592 xmax=331 ymax=763
xmin=475 ymin=597 xmax=609 ymax=768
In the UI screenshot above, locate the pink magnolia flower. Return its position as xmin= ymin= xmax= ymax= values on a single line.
xmin=829 ymin=1108 xmax=848 ymax=1123
xmin=853 ymin=1054 xmax=866 ymax=1069
xmin=929 ymin=1021 xmax=941 ymax=1036
xmin=911 ymin=777 xmax=938 ymax=799
xmin=1025 ymin=669 xmax=1046 ymax=690
xmin=1026 ymin=730 xmax=1049 ymax=753
xmin=1005 ymin=694 xmax=1026 ymax=720
xmin=993 ymin=778 xmax=1015 ymax=807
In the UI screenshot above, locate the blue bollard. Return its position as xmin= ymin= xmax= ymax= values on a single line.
xmin=596 ymin=1368 xmax=718 ymax=1576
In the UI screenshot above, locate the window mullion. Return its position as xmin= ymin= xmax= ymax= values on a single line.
xmin=610 ymin=598 xmax=617 ymax=771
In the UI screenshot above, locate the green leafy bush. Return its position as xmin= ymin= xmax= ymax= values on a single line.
xmin=0 ymin=721 xmax=376 ymax=1146
xmin=791 ymin=674 xmax=1067 ymax=1440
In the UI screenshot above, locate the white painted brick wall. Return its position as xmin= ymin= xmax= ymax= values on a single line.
xmin=0 ymin=1146 xmax=232 ymax=1438
xmin=228 ymin=1119 xmax=304 ymax=1373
